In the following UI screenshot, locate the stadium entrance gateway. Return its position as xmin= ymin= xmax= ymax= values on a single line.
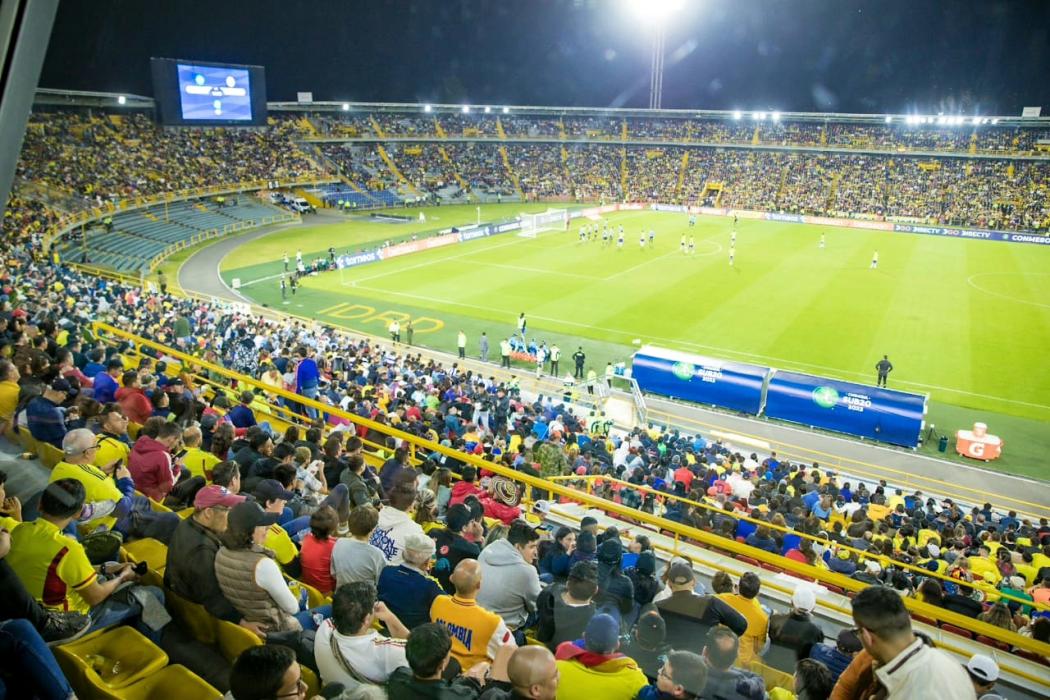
xmin=316 ymin=302 xmax=444 ymax=334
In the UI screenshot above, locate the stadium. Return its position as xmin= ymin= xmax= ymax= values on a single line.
xmin=0 ymin=2 xmax=1048 ymax=699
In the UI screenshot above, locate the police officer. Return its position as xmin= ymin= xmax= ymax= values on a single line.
xmin=875 ymin=355 xmax=893 ymax=388
xmin=572 ymin=347 xmax=586 ymax=379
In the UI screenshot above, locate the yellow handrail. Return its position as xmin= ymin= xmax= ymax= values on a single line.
xmin=86 ymin=320 xmax=1050 ymax=668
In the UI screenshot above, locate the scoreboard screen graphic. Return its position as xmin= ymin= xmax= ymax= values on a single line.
xmin=177 ymin=63 xmax=252 ymax=121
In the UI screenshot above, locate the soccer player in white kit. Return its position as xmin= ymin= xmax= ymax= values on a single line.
xmin=617 ymin=232 xmax=624 ymax=250
xmin=729 ymin=244 xmax=735 ymax=266
xmin=819 ymin=233 xmax=825 ymax=249
xmin=648 ymin=230 xmax=655 ymax=247
xmin=871 ymin=250 xmax=879 ymax=269
xmin=680 ymin=234 xmax=687 ymax=254
xmin=688 ymin=235 xmax=695 ymax=254
xmin=639 ymin=231 xmax=646 ymax=249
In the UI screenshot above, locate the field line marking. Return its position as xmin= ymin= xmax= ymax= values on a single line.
xmin=348 ymin=281 xmax=1050 ymax=412
xmin=966 ymin=272 xmax=1050 ymax=310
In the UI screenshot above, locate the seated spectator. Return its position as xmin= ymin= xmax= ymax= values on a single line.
xmin=0 ymin=360 xmax=19 ymax=434
xmin=792 ymin=657 xmax=835 ymax=700
xmin=535 ymin=560 xmax=598 ymax=652
xmin=745 ymin=525 xmax=779 ymax=554
xmin=700 ymin=627 xmax=767 ymax=700
xmin=449 ymin=466 xmax=484 ymax=507
xmin=26 ymin=378 xmax=72 ymax=448
xmin=595 ymin=538 xmax=634 ymax=622
xmin=623 ymin=611 xmax=671 ymax=683
xmin=315 ymin=580 xmax=410 ymax=687
xmin=341 ymin=453 xmax=379 ymax=508
xmin=553 ymin=613 xmax=648 ymax=699
xmin=379 ymin=445 xmax=413 ymax=495
xmin=477 ymin=519 xmax=542 ymax=639
xmin=636 ymin=650 xmax=708 ymax=700
xmin=91 ymin=359 xmax=124 ymax=405
xmin=656 ymin=561 xmax=747 ymax=650
xmin=229 ymin=645 xmax=305 ymax=700
xmin=228 ymin=390 xmax=258 ymax=429
xmin=624 ymin=551 xmax=660 ymax=608
xmin=807 ymin=628 xmax=862 ymax=685
xmin=716 ymin=571 xmax=769 ymax=666
xmin=431 ymin=559 xmax=515 ymax=670
xmin=387 ymin=622 xmax=486 ymax=699
xmin=331 ymin=505 xmax=387 ymax=588
xmin=6 ymin=479 xmax=166 ymax=642
xmin=378 ymin=532 xmax=444 ymax=630
xmin=299 ymin=505 xmax=338 ymax=594
xmin=128 ymin=421 xmax=188 ymax=503
xmin=0 ymin=617 xmax=77 ymax=700
xmin=917 ymin=579 xmax=983 ymax=618
xmin=214 ymin=501 xmax=330 ymax=633
xmin=475 ymin=645 xmax=559 ymax=700
xmin=849 ymin=586 xmax=973 ymax=697
xmin=767 ymin=586 xmax=826 ymax=671
xmin=433 ymin=503 xmax=484 ymax=593
xmin=181 ymin=424 xmax=220 ymax=480
xmin=538 ymin=526 xmax=575 ymax=581
xmin=371 ymin=471 xmax=424 ymax=566
xmin=115 ymin=371 xmax=151 ymax=425
xmin=254 ymin=479 xmax=301 ymax=572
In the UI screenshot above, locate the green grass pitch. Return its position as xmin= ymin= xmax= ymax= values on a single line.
xmin=216 ymin=203 xmax=1050 ymax=479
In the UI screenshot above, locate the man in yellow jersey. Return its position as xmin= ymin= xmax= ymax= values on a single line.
xmin=431 ymin=559 xmax=515 ymax=670
xmin=92 ymin=403 xmax=131 ymax=471
xmin=715 ymin=572 xmax=768 ymax=666
xmin=181 ymin=424 xmax=219 ymax=480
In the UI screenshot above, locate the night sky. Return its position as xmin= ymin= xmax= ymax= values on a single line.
xmin=39 ymin=0 xmax=1050 ymax=115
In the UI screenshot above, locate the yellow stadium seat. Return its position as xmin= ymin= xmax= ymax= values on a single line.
xmin=287 ymin=576 xmax=328 ymax=609
xmin=85 ymin=664 xmax=222 ymax=700
xmin=177 ymin=507 xmax=195 ymax=519
xmin=126 ymin=422 xmax=141 ymax=440
xmin=165 ymin=588 xmax=217 ymax=645
xmin=39 ymin=441 xmax=65 ymax=469
xmin=216 ymin=619 xmax=263 ymax=664
xmin=16 ymin=428 xmax=39 ymax=455
xmin=749 ymin=660 xmax=795 ymax=693
xmin=301 ymin=665 xmax=321 ymax=698
xmin=122 ymin=538 xmax=169 ymax=572
xmin=55 ymin=625 xmax=168 ymax=692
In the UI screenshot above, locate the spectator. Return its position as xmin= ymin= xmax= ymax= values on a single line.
xmin=341 ymin=453 xmax=379 ymax=509
xmin=964 ymin=654 xmax=1000 ymax=700
xmin=115 ymin=371 xmax=152 ymax=425
xmin=595 ymin=538 xmax=635 ymax=622
xmin=623 ymin=611 xmax=671 ymax=683
xmin=380 ymin=445 xmax=413 ymax=495
xmin=539 ymin=526 xmax=575 ymax=581
xmin=431 ymin=559 xmax=516 ymax=670
xmin=793 ymin=657 xmax=835 ymax=700
xmin=214 ymin=501 xmax=330 ymax=633
xmin=91 ymin=359 xmax=124 ymax=405
xmin=808 ymin=628 xmax=862 ymax=685
xmin=181 ymin=424 xmax=220 ymax=480
xmin=535 ymin=560 xmax=598 ymax=652
xmin=917 ymin=579 xmax=983 ymax=618
xmin=331 ymin=505 xmax=387 ymax=588
xmin=624 ymin=551 xmax=661 ymax=608
xmin=450 ymin=466 xmax=484 ymax=507
xmin=228 ymin=390 xmax=258 ymax=429
xmin=767 ymin=586 xmax=826 ymax=670
xmin=387 ymin=622 xmax=485 ymax=699
xmin=314 ymin=581 xmax=410 ymax=687
xmin=0 ymin=360 xmax=20 ymax=434
xmin=432 ymin=503 xmax=484 ymax=593
xmin=6 ymin=479 xmax=166 ymax=642
xmin=371 ymin=472 xmax=424 ymax=566
xmin=127 ymin=421 xmax=186 ymax=503
xmin=850 ymin=586 xmax=973 ymax=698
xmin=717 ymin=572 xmax=769 ymax=667
xmin=25 ymin=378 xmax=71 ymax=448
xmin=378 ymin=532 xmax=444 ymax=630
xmin=299 ymin=505 xmax=339 ymax=594
xmin=636 ymin=650 xmax=708 ymax=700
xmin=477 ymin=519 xmax=543 ymax=639
xmin=656 ymin=561 xmax=747 ymax=650
xmin=476 ymin=645 xmax=559 ymax=700
xmin=229 ymin=645 xmax=305 ymax=700
xmin=554 ymin=613 xmax=648 ymax=699
xmin=700 ymin=627 xmax=767 ymax=700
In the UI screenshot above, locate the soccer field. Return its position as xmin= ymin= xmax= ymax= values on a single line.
xmin=218 ymin=204 xmax=1050 ymax=476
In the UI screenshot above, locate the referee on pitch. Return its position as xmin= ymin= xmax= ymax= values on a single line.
xmin=875 ymin=355 xmax=893 ymax=387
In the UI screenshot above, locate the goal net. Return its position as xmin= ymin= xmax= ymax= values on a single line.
xmin=518 ymin=209 xmax=569 ymax=237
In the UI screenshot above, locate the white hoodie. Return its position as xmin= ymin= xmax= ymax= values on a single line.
xmin=369 ymin=506 xmax=423 ymax=567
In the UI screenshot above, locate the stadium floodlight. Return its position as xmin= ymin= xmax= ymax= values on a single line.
xmin=117 ymin=95 xmax=126 ymax=105
xmin=484 ymin=106 xmax=491 ymax=114
xmin=991 ymin=118 xmax=999 ymax=125
xmin=502 ymin=106 xmax=510 ymax=114
xmin=732 ymin=110 xmax=742 ymax=120
xmin=341 ymin=103 xmax=350 ymax=111
xmin=625 ymin=0 xmax=685 ymax=25
xmin=423 ymin=104 xmax=432 ymax=113
xmin=624 ymin=0 xmax=684 ymax=109
xmin=771 ymin=111 xmax=781 ymax=122
xmin=884 ymin=115 xmax=892 ymax=124
xmin=462 ymin=105 xmax=470 ymax=114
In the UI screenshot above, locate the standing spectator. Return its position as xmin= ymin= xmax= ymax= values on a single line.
xmin=716 ymin=572 xmax=769 ymax=666
xmin=595 ymin=538 xmax=634 ymax=623
xmin=553 ymin=613 xmax=648 ymax=699
xmin=431 ymin=559 xmax=516 ymax=670
xmin=699 ymin=627 xmax=767 ymax=700
xmin=477 ymin=519 xmax=542 ymax=640
xmin=371 ymin=472 xmax=424 ymax=566
xmin=331 ymin=505 xmax=388 ymax=588
xmin=314 ymin=581 xmax=410 ymax=687
xmin=767 ymin=586 xmax=826 ymax=670
xmin=808 ymin=628 xmax=862 ymax=685
xmin=635 ymin=650 xmax=708 ymax=700
xmin=294 ymin=346 xmax=320 ymax=419
xmin=656 ymin=561 xmax=747 ymax=650
xmin=26 ymin=378 xmax=72 ymax=448
xmin=535 ymin=560 xmax=598 ymax=652
xmin=378 ymin=533 xmax=444 ymax=630
xmin=850 ymin=586 xmax=974 ymax=698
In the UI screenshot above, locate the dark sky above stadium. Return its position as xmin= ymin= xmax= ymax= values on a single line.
xmin=41 ymin=0 xmax=1050 ymax=115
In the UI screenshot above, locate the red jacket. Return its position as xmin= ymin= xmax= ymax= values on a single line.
xmin=480 ymin=493 xmax=521 ymax=525
xmin=128 ymin=435 xmax=177 ymax=501
xmin=116 ymin=386 xmax=152 ymax=425
xmin=448 ymin=480 xmax=482 ymax=507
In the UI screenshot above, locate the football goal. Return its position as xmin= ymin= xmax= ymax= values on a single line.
xmin=518 ymin=209 xmax=569 ymax=237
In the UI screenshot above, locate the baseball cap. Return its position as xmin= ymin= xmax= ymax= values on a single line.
xmin=792 ymin=586 xmax=817 ymax=612
xmin=583 ymin=613 xmax=620 ymax=654
xmin=634 ymin=612 xmax=667 ymax=647
xmin=254 ymin=479 xmax=294 ymax=503
xmin=926 ymin=543 xmax=941 ymax=558
xmin=836 ymin=628 xmax=862 ymax=653
xmin=49 ymin=377 xmax=74 ymax=394
xmin=228 ymin=501 xmax=279 ymax=531
xmin=966 ymin=654 xmax=999 ymax=683
xmin=532 ymin=500 xmax=552 ymax=516
xmin=194 ymin=485 xmax=246 ymax=510
xmin=667 ymin=561 xmax=695 ymax=586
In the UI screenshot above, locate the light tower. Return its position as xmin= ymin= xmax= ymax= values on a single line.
xmin=626 ymin=0 xmax=684 ymax=110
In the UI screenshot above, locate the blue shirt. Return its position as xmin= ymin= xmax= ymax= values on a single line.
xmin=377 ymin=564 xmax=444 ymax=631
xmin=93 ymin=372 xmax=119 ymax=404
xmin=26 ymin=396 xmax=66 ymax=448
xmin=296 ymin=358 xmax=319 ymax=391
xmin=228 ymin=404 xmax=257 ymax=429
xmin=809 ymin=643 xmax=852 ymax=682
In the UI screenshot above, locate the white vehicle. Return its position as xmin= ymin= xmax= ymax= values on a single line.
xmin=268 ymin=191 xmax=286 ymax=205
xmin=288 ymin=197 xmax=314 ymax=214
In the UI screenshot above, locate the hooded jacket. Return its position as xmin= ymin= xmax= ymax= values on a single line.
xmin=128 ymin=434 xmax=177 ymax=501
xmin=476 ymin=538 xmax=542 ymax=630
xmin=116 ymin=386 xmax=152 ymax=425
xmin=596 ymin=539 xmax=634 ymax=615
xmin=449 ymin=480 xmax=483 ymax=507
xmin=554 ymin=641 xmax=648 ymax=700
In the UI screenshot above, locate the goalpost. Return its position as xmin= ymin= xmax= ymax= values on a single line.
xmin=518 ymin=208 xmax=569 ymax=238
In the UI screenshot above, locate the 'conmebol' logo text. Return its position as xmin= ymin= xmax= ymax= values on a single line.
xmin=671 ymin=362 xmax=695 ymax=381
xmin=812 ymin=386 xmax=840 ymax=409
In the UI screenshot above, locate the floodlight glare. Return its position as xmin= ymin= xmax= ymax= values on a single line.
xmin=484 ymin=106 xmax=491 ymax=114
xmin=732 ymin=110 xmax=742 ymax=120
xmin=771 ymin=111 xmax=781 ymax=122
xmin=884 ymin=115 xmax=892 ymax=124
xmin=625 ymin=0 xmax=686 ymax=25
xmin=341 ymin=103 xmax=350 ymax=111
xmin=117 ymin=95 xmax=126 ymax=105
xmin=423 ymin=104 xmax=432 ymax=113
xmin=991 ymin=118 xmax=999 ymax=125
xmin=502 ymin=106 xmax=510 ymax=114
xmin=462 ymin=105 xmax=470 ymax=114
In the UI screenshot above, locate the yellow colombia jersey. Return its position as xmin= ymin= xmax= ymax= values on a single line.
xmin=182 ymin=446 xmax=220 ymax=480
xmin=50 ymin=460 xmax=123 ymax=531
xmin=7 ymin=519 xmax=97 ymax=613
xmin=93 ymin=434 xmax=131 ymax=471
xmin=266 ymin=523 xmax=298 ymax=566
xmin=430 ymin=594 xmax=513 ymax=670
